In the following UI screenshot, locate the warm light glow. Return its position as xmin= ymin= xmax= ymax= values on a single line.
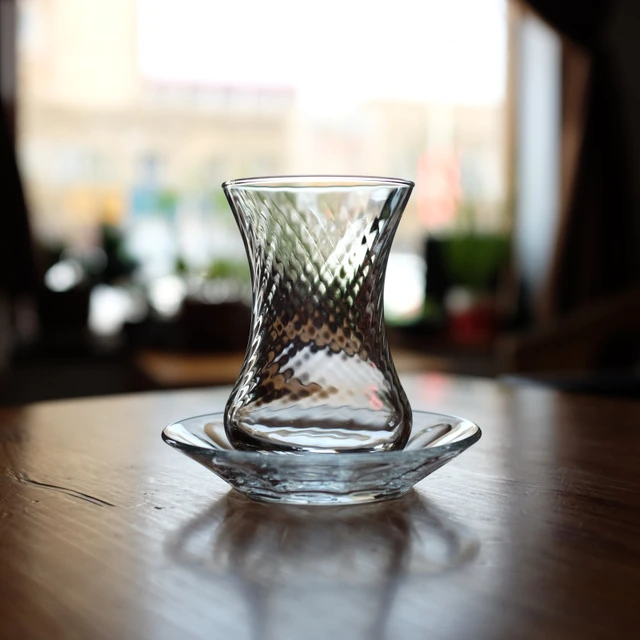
xmin=44 ymin=260 xmax=84 ymax=292
xmin=384 ymin=252 xmax=427 ymax=322
xmin=138 ymin=0 xmax=506 ymax=114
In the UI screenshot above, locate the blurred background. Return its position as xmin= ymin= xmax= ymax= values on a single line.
xmin=1 ymin=0 xmax=639 ymax=404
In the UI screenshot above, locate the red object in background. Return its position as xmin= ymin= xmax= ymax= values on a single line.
xmin=416 ymin=150 xmax=462 ymax=230
xmin=448 ymin=298 xmax=496 ymax=346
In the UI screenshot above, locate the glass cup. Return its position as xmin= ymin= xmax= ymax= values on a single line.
xmin=222 ymin=176 xmax=414 ymax=453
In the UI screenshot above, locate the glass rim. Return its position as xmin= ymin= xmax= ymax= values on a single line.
xmin=222 ymin=174 xmax=415 ymax=190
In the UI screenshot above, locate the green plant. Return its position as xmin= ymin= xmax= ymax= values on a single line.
xmin=96 ymin=224 xmax=138 ymax=284
xmin=205 ymin=258 xmax=250 ymax=283
xmin=441 ymin=233 xmax=509 ymax=293
xmin=440 ymin=200 xmax=510 ymax=293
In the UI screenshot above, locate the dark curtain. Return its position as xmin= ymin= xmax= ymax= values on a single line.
xmin=0 ymin=103 xmax=36 ymax=298
xmin=526 ymin=0 xmax=639 ymax=316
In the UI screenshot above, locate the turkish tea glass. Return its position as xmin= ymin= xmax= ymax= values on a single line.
xmin=222 ymin=176 xmax=414 ymax=454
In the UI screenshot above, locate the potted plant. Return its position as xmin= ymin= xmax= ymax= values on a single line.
xmin=439 ymin=202 xmax=510 ymax=345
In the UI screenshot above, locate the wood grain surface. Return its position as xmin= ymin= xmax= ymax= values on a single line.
xmin=1 ymin=374 xmax=639 ymax=639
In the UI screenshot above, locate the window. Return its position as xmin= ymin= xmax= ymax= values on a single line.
xmin=17 ymin=0 xmax=508 ymax=326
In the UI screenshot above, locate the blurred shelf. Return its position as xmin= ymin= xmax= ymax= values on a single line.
xmin=135 ymin=350 xmax=245 ymax=388
xmin=134 ymin=346 xmax=491 ymax=390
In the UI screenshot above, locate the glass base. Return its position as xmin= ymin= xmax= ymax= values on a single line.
xmin=162 ymin=411 xmax=481 ymax=505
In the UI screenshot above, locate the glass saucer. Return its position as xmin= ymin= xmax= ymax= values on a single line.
xmin=162 ymin=411 xmax=481 ymax=505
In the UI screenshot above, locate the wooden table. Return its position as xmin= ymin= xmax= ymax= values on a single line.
xmin=1 ymin=374 xmax=639 ymax=639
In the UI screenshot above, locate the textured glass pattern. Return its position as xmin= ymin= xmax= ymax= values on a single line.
xmin=223 ymin=177 xmax=414 ymax=453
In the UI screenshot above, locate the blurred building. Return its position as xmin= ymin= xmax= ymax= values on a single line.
xmin=359 ymin=100 xmax=506 ymax=249
xmin=17 ymin=0 xmax=507 ymax=272
xmin=17 ymin=0 xmax=295 ymax=248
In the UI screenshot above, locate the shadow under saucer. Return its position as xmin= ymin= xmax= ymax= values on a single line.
xmin=166 ymin=490 xmax=479 ymax=640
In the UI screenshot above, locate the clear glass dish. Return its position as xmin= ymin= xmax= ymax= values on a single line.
xmin=162 ymin=411 xmax=481 ymax=505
